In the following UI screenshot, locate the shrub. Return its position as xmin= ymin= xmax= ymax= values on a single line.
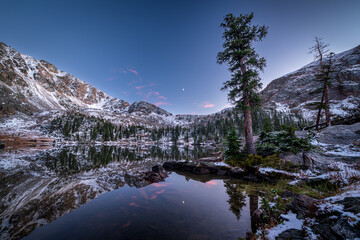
xmin=256 ymin=124 xmax=313 ymax=154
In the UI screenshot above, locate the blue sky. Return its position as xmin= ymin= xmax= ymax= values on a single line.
xmin=1 ymin=0 xmax=359 ymax=114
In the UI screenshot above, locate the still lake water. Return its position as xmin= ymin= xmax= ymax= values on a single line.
xmin=24 ymin=172 xmax=256 ymax=240
xmin=1 ymin=145 xmax=258 ymax=239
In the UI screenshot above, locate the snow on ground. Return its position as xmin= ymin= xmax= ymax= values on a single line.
xmin=318 ymin=185 xmax=360 ymax=229
xmin=0 ymin=155 xmax=30 ymax=171
xmin=264 ymin=212 xmax=304 ymax=240
xmin=274 ymin=102 xmax=291 ymax=113
xmin=325 ymin=184 xmax=360 ymax=202
xmin=311 ymin=136 xmax=360 ymax=157
xmin=213 ymin=161 xmax=231 ymax=167
xmin=259 ymin=167 xmax=316 ymax=179
xmin=330 ymin=96 xmax=360 ymax=117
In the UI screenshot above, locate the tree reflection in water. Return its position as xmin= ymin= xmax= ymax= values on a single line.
xmin=224 ymin=180 xmax=246 ymax=220
xmin=224 ymin=180 xmax=260 ymax=235
xmin=40 ymin=145 xmax=217 ymax=174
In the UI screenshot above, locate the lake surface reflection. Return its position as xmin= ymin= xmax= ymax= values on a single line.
xmin=24 ymin=172 xmax=256 ymax=240
xmin=0 ymin=145 xmax=260 ymax=239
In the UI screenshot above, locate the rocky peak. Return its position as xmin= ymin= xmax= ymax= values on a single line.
xmin=39 ymin=60 xmax=59 ymax=73
xmin=128 ymin=101 xmax=172 ymax=117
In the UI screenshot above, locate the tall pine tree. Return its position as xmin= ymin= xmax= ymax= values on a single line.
xmin=217 ymin=13 xmax=267 ymax=154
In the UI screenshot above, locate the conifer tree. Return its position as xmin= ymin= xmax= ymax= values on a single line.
xmin=224 ymin=127 xmax=241 ymax=160
xmin=217 ymin=13 xmax=267 ymax=154
xmin=309 ymin=37 xmax=334 ymax=129
xmin=262 ymin=117 xmax=273 ymax=133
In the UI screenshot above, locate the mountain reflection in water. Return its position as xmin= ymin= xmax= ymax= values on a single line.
xmin=25 ymin=172 xmax=257 ymax=240
xmin=0 ymin=145 xmax=260 ymax=240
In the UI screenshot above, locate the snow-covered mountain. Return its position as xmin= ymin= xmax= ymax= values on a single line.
xmin=261 ymin=45 xmax=360 ymax=120
xmin=0 ymin=42 xmax=174 ymax=126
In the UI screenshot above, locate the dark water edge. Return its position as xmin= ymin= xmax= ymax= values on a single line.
xmin=23 ymin=172 xmax=256 ymax=240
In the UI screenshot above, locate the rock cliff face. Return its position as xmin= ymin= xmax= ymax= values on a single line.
xmin=261 ymin=45 xmax=360 ymax=120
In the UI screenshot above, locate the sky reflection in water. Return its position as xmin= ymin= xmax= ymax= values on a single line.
xmin=25 ymin=172 xmax=254 ymax=240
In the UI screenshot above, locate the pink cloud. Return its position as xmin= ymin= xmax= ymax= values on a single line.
xmin=152 ymin=183 xmax=171 ymax=187
xmin=154 ymin=102 xmax=171 ymax=106
xmin=127 ymin=68 xmax=138 ymax=75
xmin=205 ymin=181 xmax=217 ymax=185
xmin=153 ymin=91 xmax=167 ymax=100
xmin=155 ymin=189 xmax=166 ymax=194
xmin=135 ymin=85 xmax=145 ymax=90
xmin=203 ymin=104 xmax=215 ymax=108
xmin=200 ymin=101 xmax=215 ymax=108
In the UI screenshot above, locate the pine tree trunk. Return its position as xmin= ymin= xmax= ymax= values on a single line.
xmin=240 ymin=57 xmax=256 ymax=155
xmin=243 ymin=106 xmax=256 ymax=155
xmin=324 ymin=82 xmax=331 ymax=126
xmin=315 ymin=94 xmax=324 ymax=131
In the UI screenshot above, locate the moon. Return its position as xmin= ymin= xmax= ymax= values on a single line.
xmin=182 ymin=88 xmax=185 ymax=91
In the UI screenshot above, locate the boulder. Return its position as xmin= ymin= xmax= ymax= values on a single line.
xmin=277 ymin=229 xmax=305 ymax=240
xmin=279 ymin=152 xmax=303 ymax=166
xmin=336 ymin=197 xmax=360 ymax=214
xmin=163 ymin=161 xmax=182 ymax=170
xmin=193 ymin=167 xmax=211 ymax=175
xmin=286 ymin=194 xmax=317 ymax=219
xmin=331 ymin=218 xmax=360 ymax=239
xmin=303 ymin=152 xmax=336 ymax=173
xmin=317 ymin=123 xmax=360 ymax=145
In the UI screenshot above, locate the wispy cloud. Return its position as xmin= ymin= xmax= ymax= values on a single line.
xmin=200 ymin=101 xmax=215 ymax=108
xmin=153 ymin=91 xmax=167 ymax=100
xmin=127 ymin=68 xmax=138 ymax=76
xmin=154 ymin=102 xmax=172 ymax=106
xmin=203 ymin=104 xmax=215 ymax=108
xmin=135 ymin=85 xmax=145 ymax=90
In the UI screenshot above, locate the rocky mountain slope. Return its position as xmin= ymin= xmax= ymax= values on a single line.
xmin=261 ymin=45 xmax=360 ymax=120
xmin=0 ymin=42 xmax=173 ymax=126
